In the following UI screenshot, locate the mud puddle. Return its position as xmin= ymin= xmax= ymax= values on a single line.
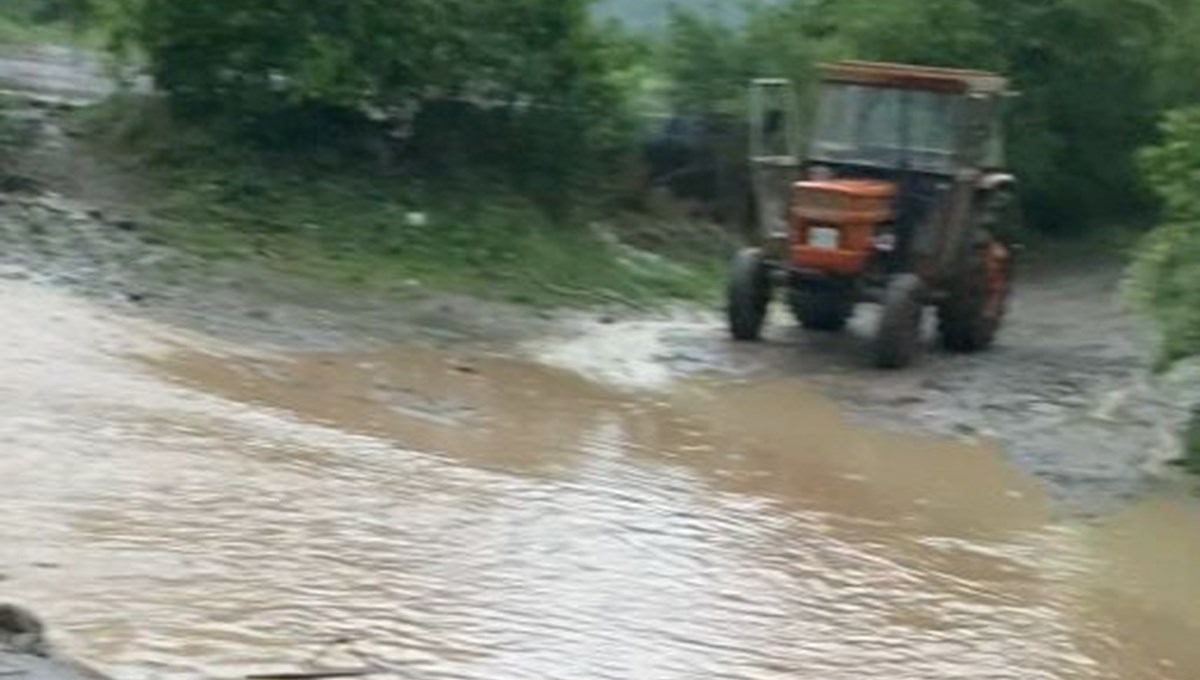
xmin=537 ymin=259 xmax=1196 ymax=512
xmin=1 ymin=280 xmax=1199 ymax=680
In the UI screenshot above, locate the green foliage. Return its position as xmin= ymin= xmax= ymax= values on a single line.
xmin=1152 ymin=0 xmax=1200 ymax=109
xmin=0 ymin=0 xmax=109 ymax=44
xmin=663 ymin=2 xmax=831 ymax=118
xmin=829 ymin=0 xmax=995 ymax=68
xmin=111 ymin=0 xmax=636 ymax=219
xmin=990 ymin=0 xmax=1164 ymax=231
xmin=663 ymin=0 xmax=1174 ymax=233
xmin=1 ymin=0 xmax=91 ymax=24
xmin=1132 ymin=107 xmax=1200 ymax=367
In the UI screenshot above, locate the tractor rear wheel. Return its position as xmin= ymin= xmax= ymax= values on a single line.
xmin=789 ymin=284 xmax=853 ymax=332
xmin=939 ymin=238 xmax=1012 ymax=353
xmin=872 ymin=274 xmax=925 ymax=369
xmin=727 ymin=248 xmax=772 ymax=341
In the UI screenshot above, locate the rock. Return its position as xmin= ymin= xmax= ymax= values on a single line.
xmin=1029 ymin=401 xmax=1064 ymax=417
xmin=111 ymin=218 xmax=138 ymax=232
xmin=0 ymin=265 xmax=29 ymax=281
xmin=450 ymin=363 xmax=479 ymax=375
xmin=33 ymin=194 xmax=72 ymax=215
xmin=0 ymin=173 xmax=40 ymax=194
xmin=952 ymin=422 xmax=979 ymax=436
xmin=0 ymin=604 xmax=46 ymax=656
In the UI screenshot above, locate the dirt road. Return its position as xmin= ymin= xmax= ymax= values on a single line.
xmin=2 ymin=45 xmax=1200 ymax=680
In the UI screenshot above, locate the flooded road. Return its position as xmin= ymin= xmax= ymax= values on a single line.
xmin=2 ymin=280 xmax=1199 ymax=680
xmin=0 ymin=278 xmax=1195 ymax=680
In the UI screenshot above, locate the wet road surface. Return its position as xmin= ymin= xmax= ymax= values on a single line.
xmin=2 ymin=280 xmax=1199 ymax=680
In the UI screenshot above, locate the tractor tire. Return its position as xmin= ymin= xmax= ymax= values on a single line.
xmin=789 ymin=284 xmax=852 ymax=332
xmin=939 ymin=237 xmax=1012 ymax=353
xmin=872 ymin=274 xmax=925 ymax=369
xmin=727 ymin=248 xmax=772 ymax=341
xmin=978 ymin=189 xmax=1022 ymax=245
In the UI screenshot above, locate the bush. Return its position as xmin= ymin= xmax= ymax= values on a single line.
xmin=115 ymin=0 xmax=636 ymax=219
xmin=1132 ymin=107 xmax=1200 ymax=367
xmin=0 ymin=0 xmax=103 ymax=43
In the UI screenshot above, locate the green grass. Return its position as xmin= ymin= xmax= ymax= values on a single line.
xmin=149 ymin=186 xmax=720 ymax=307
xmin=0 ymin=13 xmax=43 ymax=44
xmin=0 ymin=7 xmax=106 ymax=48
xmin=75 ymin=99 xmax=722 ymax=309
xmin=0 ymin=14 xmax=68 ymax=46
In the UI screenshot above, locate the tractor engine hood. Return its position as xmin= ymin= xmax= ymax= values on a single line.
xmin=791 ymin=179 xmax=897 ymax=224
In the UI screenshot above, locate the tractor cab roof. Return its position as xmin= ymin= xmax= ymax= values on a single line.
xmin=820 ymin=60 xmax=1009 ymax=95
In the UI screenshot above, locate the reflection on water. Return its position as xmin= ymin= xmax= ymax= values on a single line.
xmin=0 ymin=281 xmax=1198 ymax=680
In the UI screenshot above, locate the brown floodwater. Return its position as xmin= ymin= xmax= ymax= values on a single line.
xmin=1 ymin=280 xmax=1198 ymax=680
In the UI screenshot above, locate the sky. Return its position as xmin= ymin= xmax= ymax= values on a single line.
xmin=594 ymin=0 xmax=750 ymax=31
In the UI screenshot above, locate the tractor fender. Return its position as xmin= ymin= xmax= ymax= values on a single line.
xmin=974 ymin=173 xmax=1022 ymax=245
xmin=976 ymin=173 xmax=1017 ymax=194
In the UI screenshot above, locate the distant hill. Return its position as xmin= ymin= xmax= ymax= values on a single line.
xmin=594 ymin=0 xmax=749 ymax=31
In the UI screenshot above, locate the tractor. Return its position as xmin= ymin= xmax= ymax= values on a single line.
xmin=729 ymin=61 xmax=1020 ymax=368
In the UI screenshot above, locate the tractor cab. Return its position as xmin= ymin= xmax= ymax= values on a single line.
xmin=808 ymin=64 xmax=1007 ymax=177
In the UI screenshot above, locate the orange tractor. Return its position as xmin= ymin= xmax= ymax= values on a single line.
xmin=729 ymin=62 xmax=1020 ymax=368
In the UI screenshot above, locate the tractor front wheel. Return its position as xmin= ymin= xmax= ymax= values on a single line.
xmin=939 ymin=239 xmax=1012 ymax=353
xmin=727 ymin=248 xmax=772 ymax=341
xmin=872 ymin=274 xmax=925 ymax=369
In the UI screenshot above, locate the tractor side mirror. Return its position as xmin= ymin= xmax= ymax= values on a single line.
xmin=749 ymin=79 xmax=801 ymax=161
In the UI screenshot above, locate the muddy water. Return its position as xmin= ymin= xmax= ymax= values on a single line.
xmin=1 ymin=281 xmax=1199 ymax=680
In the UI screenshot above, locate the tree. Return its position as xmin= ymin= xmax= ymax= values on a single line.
xmin=117 ymin=0 xmax=634 ymax=215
